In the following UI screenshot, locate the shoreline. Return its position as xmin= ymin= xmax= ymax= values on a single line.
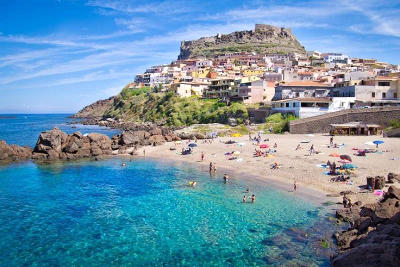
xmin=141 ymin=133 xmax=400 ymax=207
xmin=145 ymin=154 xmax=333 ymax=207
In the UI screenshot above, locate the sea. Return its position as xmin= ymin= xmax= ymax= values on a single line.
xmin=0 ymin=114 xmax=339 ymax=266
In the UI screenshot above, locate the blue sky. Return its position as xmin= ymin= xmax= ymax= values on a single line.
xmin=1 ymin=0 xmax=400 ymax=113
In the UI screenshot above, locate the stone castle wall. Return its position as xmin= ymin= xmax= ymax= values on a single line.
xmin=289 ymin=107 xmax=400 ymax=134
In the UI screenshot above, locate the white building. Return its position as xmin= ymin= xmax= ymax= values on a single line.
xmin=271 ymin=97 xmax=355 ymax=118
xmin=323 ymin=53 xmax=351 ymax=64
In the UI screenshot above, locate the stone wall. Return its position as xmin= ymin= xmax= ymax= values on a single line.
xmin=289 ymin=107 xmax=400 ymax=134
xmin=247 ymin=108 xmax=271 ymax=123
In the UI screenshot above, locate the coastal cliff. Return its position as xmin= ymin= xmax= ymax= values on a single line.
xmin=73 ymin=96 xmax=115 ymax=121
xmin=332 ymin=185 xmax=400 ymax=267
xmin=178 ymin=24 xmax=305 ymax=59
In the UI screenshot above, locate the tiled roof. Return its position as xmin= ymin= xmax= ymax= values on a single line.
xmin=281 ymin=81 xmax=330 ymax=87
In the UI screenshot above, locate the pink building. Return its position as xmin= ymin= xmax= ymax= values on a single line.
xmin=238 ymin=80 xmax=267 ymax=104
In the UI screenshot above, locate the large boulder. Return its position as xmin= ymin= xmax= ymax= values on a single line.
xmin=148 ymin=135 xmax=165 ymax=146
xmin=87 ymin=133 xmax=112 ymax=153
xmin=32 ymin=129 xmax=112 ymax=161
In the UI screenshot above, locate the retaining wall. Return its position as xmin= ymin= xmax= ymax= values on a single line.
xmin=289 ymin=107 xmax=400 ymax=134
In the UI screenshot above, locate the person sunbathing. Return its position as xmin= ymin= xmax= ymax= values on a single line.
xmin=271 ymin=162 xmax=280 ymax=169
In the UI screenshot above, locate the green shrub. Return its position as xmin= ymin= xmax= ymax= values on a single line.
xmin=263 ymin=113 xmax=298 ymax=133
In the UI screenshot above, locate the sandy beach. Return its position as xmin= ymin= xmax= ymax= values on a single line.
xmin=144 ymin=133 xmax=400 ymax=205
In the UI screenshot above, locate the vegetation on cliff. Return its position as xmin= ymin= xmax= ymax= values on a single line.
xmin=258 ymin=113 xmax=298 ymax=133
xmin=103 ymin=86 xmax=248 ymax=126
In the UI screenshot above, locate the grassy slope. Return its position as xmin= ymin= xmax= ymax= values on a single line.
xmin=103 ymin=87 xmax=249 ymax=126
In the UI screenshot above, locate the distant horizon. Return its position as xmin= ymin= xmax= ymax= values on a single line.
xmin=1 ymin=0 xmax=400 ymax=113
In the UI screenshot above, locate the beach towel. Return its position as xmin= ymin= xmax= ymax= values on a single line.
xmin=374 ymin=190 xmax=383 ymax=196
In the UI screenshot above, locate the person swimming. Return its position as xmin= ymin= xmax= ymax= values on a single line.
xmin=243 ymin=195 xmax=247 ymax=203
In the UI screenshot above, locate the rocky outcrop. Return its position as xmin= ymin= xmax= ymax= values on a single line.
xmin=112 ymin=125 xmax=180 ymax=154
xmin=332 ymin=186 xmax=400 ymax=267
xmin=32 ymin=128 xmax=112 ymax=160
xmin=73 ymin=96 xmax=115 ymax=120
xmin=178 ymin=24 xmax=305 ymax=60
xmin=0 ymin=140 xmax=32 ymax=162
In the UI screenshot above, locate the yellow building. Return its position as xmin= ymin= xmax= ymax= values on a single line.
xmin=191 ymin=68 xmax=210 ymax=78
xmin=242 ymin=69 xmax=264 ymax=76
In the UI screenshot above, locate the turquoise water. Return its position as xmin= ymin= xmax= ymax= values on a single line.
xmin=0 ymin=158 xmax=334 ymax=266
xmin=0 ymin=114 xmax=120 ymax=147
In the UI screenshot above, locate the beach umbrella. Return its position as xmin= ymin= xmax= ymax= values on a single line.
xmin=342 ymin=163 xmax=356 ymax=169
xmin=231 ymin=133 xmax=242 ymax=137
xmin=329 ymin=153 xmax=340 ymax=157
xmin=373 ymin=140 xmax=384 ymax=145
xmin=188 ymin=143 xmax=197 ymax=147
xmin=259 ymin=144 xmax=269 ymax=149
xmin=340 ymin=155 xmax=352 ymax=162
xmin=233 ymin=151 xmax=240 ymax=155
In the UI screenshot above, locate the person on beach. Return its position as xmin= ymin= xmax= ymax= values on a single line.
xmin=223 ymin=173 xmax=229 ymax=183
xmin=309 ymin=144 xmax=314 ymax=155
xmin=330 ymin=136 xmax=334 ymax=147
xmin=296 ymin=144 xmax=301 ymax=150
xmin=294 ymin=181 xmax=297 ymax=192
xmin=201 ymin=152 xmax=205 ymax=161
xmin=273 ymin=143 xmax=277 ymax=149
xmin=213 ymin=162 xmax=217 ymax=173
xmin=342 ymin=195 xmax=348 ymax=208
xmin=243 ymin=195 xmax=247 ymax=203
xmin=143 ymin=149 xmax=146 ymax=157
xmin=251 ymin=194 xmax=256 ymax=203
xmin=209 ymin=162 xmax=213 ymax=173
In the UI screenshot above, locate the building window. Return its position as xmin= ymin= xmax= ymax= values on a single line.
xmin=382 ymin=92 xmax=386 ymax=98
xmin=395 ymin=93 xmax=398 ymax=98
xmin=372 ymin=92 xmax=375 ymax=98
xmin=286 ymin=103 xmax=289 ymax=107
xmin=378 ymin=81 xmax=390 ymax=86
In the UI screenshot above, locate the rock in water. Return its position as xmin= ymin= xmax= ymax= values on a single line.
xmin=32 ymin=128 xmax=112 ymax=160
xmin=0 ymin=140 xmax=32 ymax=161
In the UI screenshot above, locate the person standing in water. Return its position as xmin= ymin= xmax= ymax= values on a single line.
xmin=223 ymin=173 xmax=229 ymax=183
xmin=213 ymin=162 xmax=217 ymax=173
xmin=243 ymin=195 xmax=247 ymax=203
xmin=143 ymin=149 xmax=146 ymax=157
xmin=209 ymin=162 xmax=213 ymax=173
xmin=251 ymin=194 xmax=256 ymax=203
xmin=294 ymin=181 xmax=297 ymax=192
xmin=201 ymin=152 xmax=205 ymax=161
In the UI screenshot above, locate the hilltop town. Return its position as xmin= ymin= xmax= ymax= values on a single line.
xmin=76 ymin=24 xmax=400 ymax=130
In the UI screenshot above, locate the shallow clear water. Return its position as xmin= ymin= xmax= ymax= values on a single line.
xmin=0 ymin=158 xmax=334 ymax=266
xmin=0 ymin=114 xmax=120 ymax=147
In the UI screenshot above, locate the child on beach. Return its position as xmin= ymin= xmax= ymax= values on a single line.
xmin=294 ymin=181 xmax=297 ymax=192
